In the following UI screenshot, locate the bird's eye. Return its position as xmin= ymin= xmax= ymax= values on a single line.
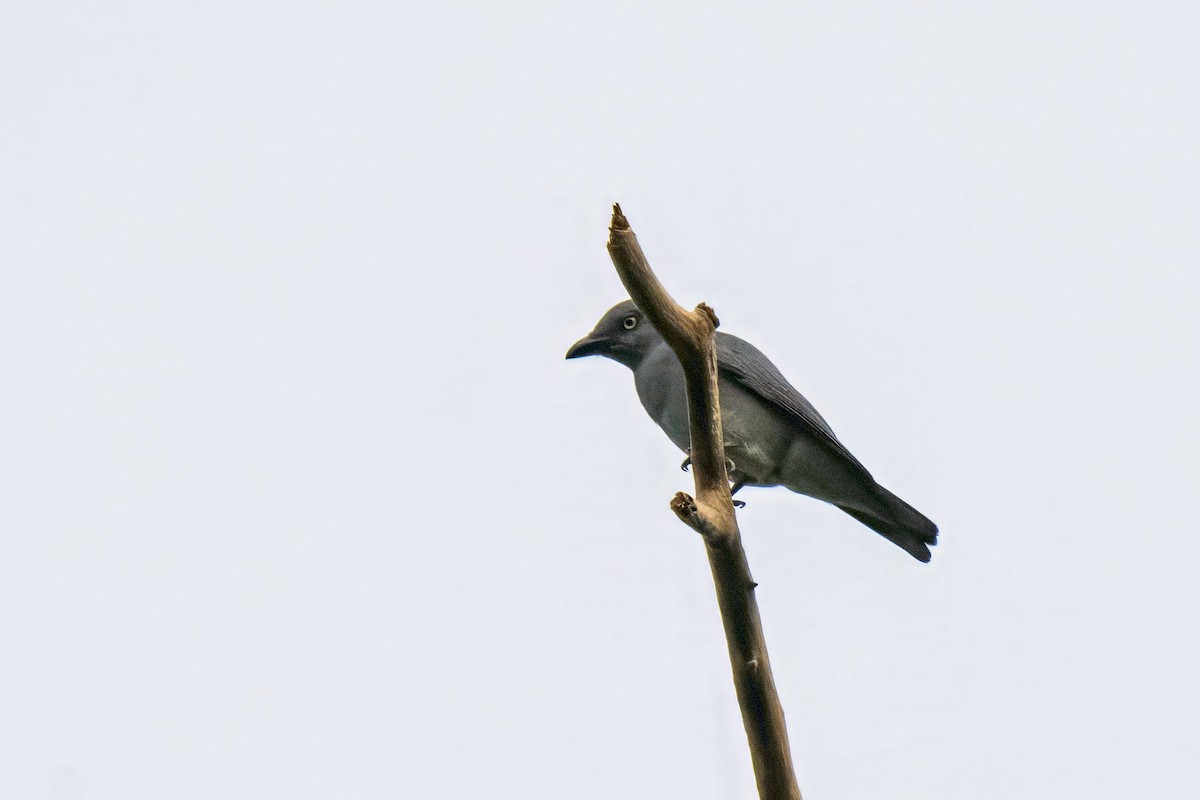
xmin=623 ymin=316 xmax=638 ymax=330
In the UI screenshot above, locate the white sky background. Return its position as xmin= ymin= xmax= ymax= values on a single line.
xmin=2 ymin=2 xmax=1197 ymax=798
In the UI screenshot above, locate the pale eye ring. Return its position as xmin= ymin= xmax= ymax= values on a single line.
xmin=623 ymin=316 xmax=638 ymax=330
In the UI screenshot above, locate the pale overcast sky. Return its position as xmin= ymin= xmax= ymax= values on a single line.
xmin=2 ymin=2 xmax=1198 ymax=799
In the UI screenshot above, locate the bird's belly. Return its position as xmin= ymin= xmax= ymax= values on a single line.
xmin=714 ymin=380 xmax=794 ymax=485
xmin=720 ymin=382 xmax=867 ymax=505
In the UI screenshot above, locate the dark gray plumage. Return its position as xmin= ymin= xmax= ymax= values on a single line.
xmin=566 ymin=300 xmax=938 ymax=562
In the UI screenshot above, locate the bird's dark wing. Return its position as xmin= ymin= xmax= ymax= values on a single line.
xmin=715 ymin=332 xmax=872 ymax=475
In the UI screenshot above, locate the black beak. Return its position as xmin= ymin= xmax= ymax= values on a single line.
xmin=565 ymin=335 xmax=606 ymax=360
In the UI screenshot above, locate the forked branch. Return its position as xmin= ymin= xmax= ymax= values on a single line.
xmin=605 ymin=204 xmax=802 ymax=800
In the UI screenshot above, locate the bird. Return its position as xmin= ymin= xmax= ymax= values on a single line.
xmin=566 ymin=300 xmax=939 ymax=562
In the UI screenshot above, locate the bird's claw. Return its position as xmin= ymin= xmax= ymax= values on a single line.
xmin=730 ymin=478 xmax=746 ymax=508
xmin=680 ymin=456 xmax=691 ymax=472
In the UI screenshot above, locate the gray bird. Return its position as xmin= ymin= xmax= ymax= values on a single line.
xmin=566 ymin=300 xmax=938 ymax=562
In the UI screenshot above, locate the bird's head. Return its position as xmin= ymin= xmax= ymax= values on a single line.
xmin=565 ymin=300 xmax=662 ymax=369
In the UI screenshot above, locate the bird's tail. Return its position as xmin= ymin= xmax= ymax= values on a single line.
xmin=837 ymin=485 xmax=938 ymax=563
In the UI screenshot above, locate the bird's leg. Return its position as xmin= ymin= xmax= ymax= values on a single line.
xmin=683 ymin=451 xmax=736 ymax=475
xmin=730 ymin=473 xmax=746 ymax=508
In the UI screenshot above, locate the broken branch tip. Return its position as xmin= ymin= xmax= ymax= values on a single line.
xmin=610 ymin=203 xmax=630 ymax=231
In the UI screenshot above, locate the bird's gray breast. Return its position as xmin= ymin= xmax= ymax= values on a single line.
xmin=632 ymin=343 xmax=692 ymax=452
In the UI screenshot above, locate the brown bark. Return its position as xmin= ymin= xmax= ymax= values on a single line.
xmin=605 ymin=204 xmax=802 ymax=800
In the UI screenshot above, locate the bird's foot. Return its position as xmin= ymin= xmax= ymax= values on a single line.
xmin=681 ymin=456 xmax=741 ymax=505
xmin=730 ymin=478 xmax=746 ymax=508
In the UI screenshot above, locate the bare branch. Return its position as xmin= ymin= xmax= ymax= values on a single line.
xmin=606 ymin=204 xmax=802 ymax=800
xmin=606 ymin=204 xmax=732 ymax=508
